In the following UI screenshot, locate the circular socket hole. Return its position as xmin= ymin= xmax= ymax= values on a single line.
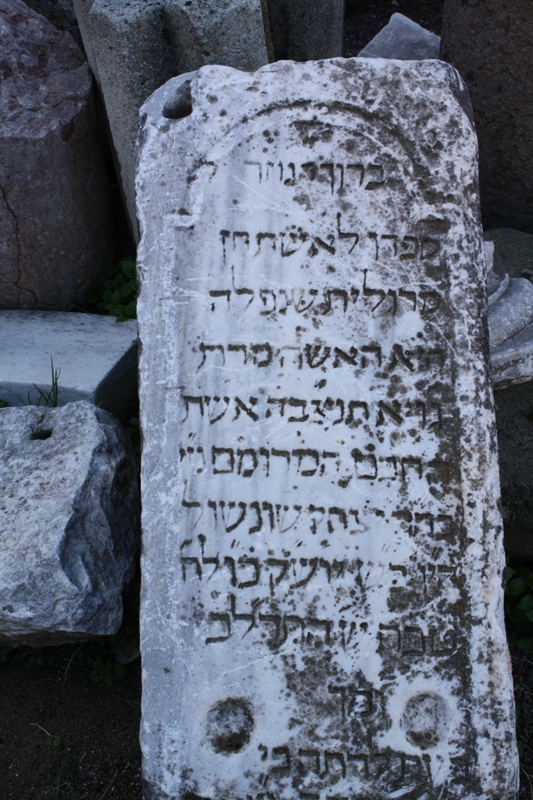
xmin=206 ymin=698 xmax=254 ymax=755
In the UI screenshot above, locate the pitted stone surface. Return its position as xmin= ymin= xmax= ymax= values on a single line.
xmin=0 ymin=311 xmax=138 ymax=421
xmin=0 ymin=0 xmax=113 ymax=309
xmin=137 ymin=59 xmax=518 ymax=800
xmin=0 ymin=401 xmax=139 ymax=645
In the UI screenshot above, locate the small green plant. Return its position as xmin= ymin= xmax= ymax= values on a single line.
xmin=31 ymin=356 xmax=60 ymax=407
xmin=505 ymin=560 xmax=533 ymax=650
xmin=30 ymin=723 xmax=61 ymax=747
xmin=1 ymin=356 xmax=60 ymax=408
xmin=124 ymin=415 xmax=140 ymax=457
xmin=89 ymin=257 xmax=137 ymax=321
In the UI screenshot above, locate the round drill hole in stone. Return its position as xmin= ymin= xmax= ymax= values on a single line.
xmin=400 ymin=693 xmax=450 ymax=750
xmin=206 ymin=698 xmax=254 ymax=755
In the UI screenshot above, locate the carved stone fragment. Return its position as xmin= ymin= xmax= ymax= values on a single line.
xmin=0 ymin=401 xmax=139 ymax=645
xmin=137 ymin=59 xmax=518 ymax=800
xmin=358 ymin=13 xmax=440 ymax=61
xmin=0 ymin=0 xmax=113 ymax=309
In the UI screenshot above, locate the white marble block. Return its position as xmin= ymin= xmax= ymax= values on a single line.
xmin=136 ymin=60 xmax=518 ymax=800
xmin=0 ymin=311 xmax=138 ymax=421
xmin=0 ymin=401 xmax=139 ymax=645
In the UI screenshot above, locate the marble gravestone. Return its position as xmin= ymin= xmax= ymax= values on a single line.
xmin=137 ymin=60 xmax=518 ymax=800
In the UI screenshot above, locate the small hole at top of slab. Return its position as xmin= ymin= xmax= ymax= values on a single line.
xmin=163 ymin=80 xmax=193 ymax=120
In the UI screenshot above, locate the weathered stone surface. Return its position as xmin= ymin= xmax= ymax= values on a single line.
xmin=0 ymin=311 xmax=138 ymax=421
xmin=488 ymin=278 xmax=533 ymax=349
xmin=73 ymin=0 xmax=272 ymax=240
xmin=0 ymin=0 xmax=113 ymax=309
xmin=482 ymin=231 xmax=533 ymax=388
xmin=0 ymin=401 xmax=139 ymax=645
xmin=137 ymin=59 xmax=517 ymax=800
xmin=440 ymin=0 xmax=533 ymax=233
xmin=266 ymin=0 xmax=343 ymax=61
xmin=23 ymin=0 xmax=83 ymax=49
xmin=486 ymin=228 xmax=533 ymax=280
xmin=494 ymin=382 xmax=533 ymax=560
xmin=358 ymin=13 xmax=440 ymax=60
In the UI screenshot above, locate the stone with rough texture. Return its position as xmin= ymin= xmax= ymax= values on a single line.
xmin=0 ymin=312 xmax=138 ymax=422
xmin=23 ymin=0 xmax=83 ymax=48
xmin=488 ymin=278 xmax=533 ymax=349
xmin=486 ymin=228 xmax=533 ymax=280
xmin=440 ymin=0 xmax=533 ymax=233
xmin=494 ymin=382 xmax=533 ymax=560
xmin=0 ymin=401 xmax=139 ymax=645
xmin=483 ymin=231 xmax=533 ymax=388
xmin=358 ymin=13 xmax=440 ymax=61
xmin=0 ymin=0 xmax=113 ymax=309
xmin=266 ymin=0 xmax=343 ymax=61
xmin=73 ymin=0 xmax=272 ymax=240
xmin=137 ymin=59 xmax=517 ymax=800
xmin=480 ymin=232 xmax=533 ymax=557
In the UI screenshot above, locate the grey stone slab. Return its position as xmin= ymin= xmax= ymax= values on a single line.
xmin=0 ymin=401 xmax=139 ymax=645
xmin=483 ymin=230 xmax=533 ymax=386
xmin=0 ymin=311 xmax=138 ymax=422
xmin=494 ymin=381 xmax=533 ymax=560
xmin=137 ymin=59 xmax=518 ymax=800
xmin=488 ymin=277 xmax=533 ymax=348
xmin=358 ymin=13 xmax=440 ymax=60
xmin=23 ymin=0 xmax=83 ymax=49
xmin=441 ymin=0 xmax=533 ymax=232
xmin=73 ymin=0 xmax=272 ymax=241
xmin=491 ymin=321 xmax=533 ymax=389
xmin=485 ymin=228 xmax=533 ymax=280
xmin=0 ymin=0 xmax=113 ymax=309
xmin=266 ymin=0 xmax=343 ymax=61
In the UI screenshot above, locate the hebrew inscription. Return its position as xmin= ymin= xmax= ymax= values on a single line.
xmin=137 ymin=60 xmax=518 ymax=800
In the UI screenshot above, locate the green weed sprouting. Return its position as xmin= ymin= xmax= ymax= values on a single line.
xmin=0 ymin=356 xmax=60 ymax=408
xmin=505 ymin=560 xmax=533 ymax=651
xmin=124 ymin=415 xmax=140 ymax=458
xmin=31 ymin=357 xmax=60 ymax=407
xmin=89 ymin=257 xmax=137 ymax=321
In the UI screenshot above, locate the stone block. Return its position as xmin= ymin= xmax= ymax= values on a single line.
xmin=495 ymin=381 xmax=533 ymax=560
xmin=0 ymin=311 xmax=138 ymax=422
xmin=0 ymin=0 xmax=113 ymax=309
xmin=484 ymin=230 xmax=533 ymax=388
xmin=486 ymin=228 xmax=533 ymax=280
xmin=23 ymin=0 xmax=83 ymax=49
xmin=358 ymin=13 xmax=440 ymax=60
xmin=0 ymin=401 xmax=140 ymax=645
xmin=73 ymin=0 xmax=272 ymax=240
xmin=440 ymin=0 xmax=533 ymax=233
xmin=137 ymin=60 xmax=517 ymax=800
xmin=266 ymin=0 xmax=343 ymax=61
